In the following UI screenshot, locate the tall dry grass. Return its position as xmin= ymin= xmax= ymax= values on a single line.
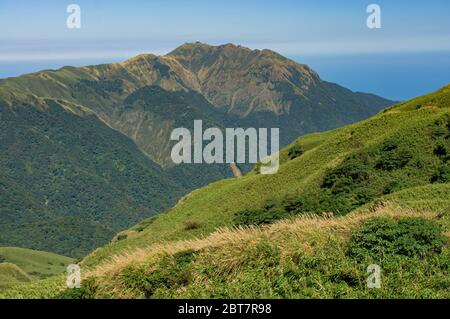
xmin=87 ymin=202 xmax=439 ymax=283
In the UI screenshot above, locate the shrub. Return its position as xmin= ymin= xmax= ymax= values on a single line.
xmin=133 ymin=216 xmax=158 ymax=232
xmin=287 ymin=144 xmax=304 ymax=160
xmin=183 ymin=221 xmax=201 ymax=231
xmin=375 ymin=148 xmax=412 ymax=171
xmin=121 ymin=250 xmax=196 ymax=298
xmin=56 ymin=277 xmax=98 ymax=299
xmin=432 ymin=126 xmax=449 ymax=139
xmin=322 ymin=158 xmax=370 ymax=193
xmin=432 ymin=115 xmax=450 ymax=139
xmin=233 ymin=195 xmax=320 ymax=226
xmin=381 ymin=140 xmax=398 ymax=152
xmin=116 ymin=234 xmax=128 ymax=241
xmin=431 ymin=164 xmax=450 ymax=183
xmin=434 ymin=144 xmax=448 ymax=157
xmin=282 ymin=195 xmax=308 ymax=214
xmin=233 ymin=207 xmax=292 ymax=227
xmin=349 ymin=217 xmax=447 ymax=260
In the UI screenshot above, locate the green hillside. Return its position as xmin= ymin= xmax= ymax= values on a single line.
xmin=83 ymin=85 xmax=450 ymax=268
xmin=0 ymin=247 xmax=74 ymax=292
xmin=2 ymin=85 xmax=446 ymax=299
xmin=0 ymin=247 xmax=74 ymax=280
xmin=76 ymin=85 xmax=450 ymax=298
xmin=0 ymin=263 xmax=31 ymax=290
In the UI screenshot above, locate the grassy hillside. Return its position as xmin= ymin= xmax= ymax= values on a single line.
xmin=0 ymin=263 xmax=31 ymax=291
xmin=0 ymin=247 xmax=74 ymax=280
xmin=2 ymin=85 xmax=449 ymax=299
xmin=71 ymin=204 xmax=450 ymax=298
xmin=83 ymin=85 xmax=450 ymax=268
xmin=3 ymin=200 xmax=448 ymax=298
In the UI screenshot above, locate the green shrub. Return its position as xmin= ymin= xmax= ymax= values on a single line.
xmin=432 ymin=114 xmax=450 ymax=139
xmin=121 ymin=250 xmax=196 ymax=298
xmin=349 ymin=217 xmax=447 ymax=260
xmin=233 ymin=195 xmax=322 ymax=226
xmin=287 ymin=144 xmax=304 ymax=160
xmin=431 ymin=164 xmax=450 ymax=183
xmin=116 ymin=234 xmax=128 ymax=241
xmin=133 ymin=216 xmax=158 ymax=232
xmin=375 ymin=148 xmax=412 ymax=171
xmin=434 ymin=144 xmax=448 ymax=159
xmin=56 ymin=277 xmax=98 ymax=299
xmin=183 ymin=221 xmax=202 ymax=231
xmin=282 ymin=195 xmax=309 ymax=214
xmin=322 ymin=156 xmax=370 ymax=193
xmin=233 ymin=207 xmax=293 ymax=227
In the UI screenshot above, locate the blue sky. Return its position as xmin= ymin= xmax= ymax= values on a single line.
xmin=1 ymin=0 xmax=450 ymax=100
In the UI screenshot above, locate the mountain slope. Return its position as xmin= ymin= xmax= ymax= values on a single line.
xmin=0 ymin=98 xmax=183 ymax=257
xmin=0 ymin=247 xmax=74 ymax=280
xmin=0 ymin=263 xmax=31 ymax=291
xmin=76 ymin=205 xmax=450 ymax=299
xmin=83 ymin=85 xmax=450 ymax=268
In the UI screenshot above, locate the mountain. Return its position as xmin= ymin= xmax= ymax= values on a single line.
xmin=168 ymin=43 xmax=394 ymax=144
xmin=0 ymin=43 xmax=394 ymax=258
xmin=0 ymin=43 xmax=394 ymax=165
xmin=36 ymin=85 xmax=449 ymax=299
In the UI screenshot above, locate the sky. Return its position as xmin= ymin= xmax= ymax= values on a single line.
xmin=1 ymin=0 xmax=450 ymax=100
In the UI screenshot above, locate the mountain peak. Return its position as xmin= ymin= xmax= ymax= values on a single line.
xmin=168 ymin=42 xmax=252 ymax=56
xmin=114 ymin=42 xmax=392 ymax=122
xmin=121 ymin=53 xmax=158 ymax=66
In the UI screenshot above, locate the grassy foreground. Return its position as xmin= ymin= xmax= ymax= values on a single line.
xmin=83 ymin=203 xmax=449 ymax=298
xmin=2 ymin=200 xmax=448 ymax=299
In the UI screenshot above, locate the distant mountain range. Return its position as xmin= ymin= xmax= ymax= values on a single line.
xmin=0 ymin=43 xmax=394 ymax=257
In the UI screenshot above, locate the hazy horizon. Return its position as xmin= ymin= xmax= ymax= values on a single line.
xmin=1 ymin=0 xmax=450 ymax=100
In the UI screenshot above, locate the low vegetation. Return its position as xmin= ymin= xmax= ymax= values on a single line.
xmin=0 ymin=247 xmax=74 ymax=292
xmin=0 ymin=263 xmax=31 ymax=291
xmin=30 ymin=204 xmax=448 ymax=299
